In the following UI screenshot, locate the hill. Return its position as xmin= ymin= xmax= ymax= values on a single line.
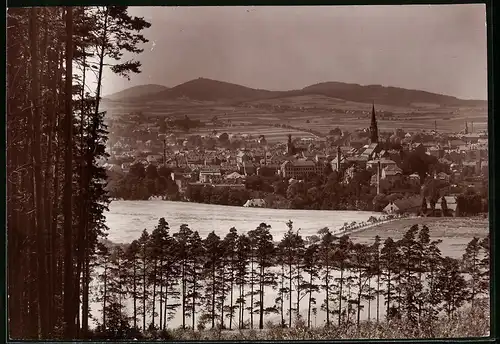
xmin=114 ymin=78 xmax=487 ymax=108
xmin=300 ymin=82 xmax=486 ymax=107
xmin=104 ymin=84 xmax=169 ymax=101
xmin=133 ymin=77 xmax=287 ymax=102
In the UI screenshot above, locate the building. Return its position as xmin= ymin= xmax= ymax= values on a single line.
xmin=280 ymin=160 xmax=323 ymax=179
xmin=434 ymin=196 xmax=458 ymax=217
xmin=243 ymin=199 xmax=266 ymax=207
xmin=199 ymin=168 xmax=222 ymax=183
xmin=383 ymin=196 xmax=422 ymax=215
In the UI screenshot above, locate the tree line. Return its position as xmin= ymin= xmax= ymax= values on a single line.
xmin=7 ymin=6 xmax=150 ymax=339
xmin=87 ymin=220 xmax=489 ymax=339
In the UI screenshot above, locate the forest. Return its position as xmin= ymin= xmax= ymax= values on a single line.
xmin=87 ymin=221 xmax=489 ymax=340
xmin=7 ymin=6 xmax=151 ymax=339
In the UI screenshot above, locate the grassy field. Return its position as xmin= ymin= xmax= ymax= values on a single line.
xmin=102 ymin=94 xmax=487 ymax=136
xmin=349 ymin=216 xmax=489 ymax=258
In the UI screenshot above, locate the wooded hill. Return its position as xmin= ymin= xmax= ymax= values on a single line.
xmin=105 ymin=77 xmax=487 ymax=108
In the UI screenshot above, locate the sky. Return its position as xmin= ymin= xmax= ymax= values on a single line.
xmin=100 ymin=4 xmax=487 ymax=100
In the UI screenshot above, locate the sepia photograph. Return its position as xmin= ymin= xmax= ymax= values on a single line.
xmin=6 ymin=4 xmax=490 ymax=341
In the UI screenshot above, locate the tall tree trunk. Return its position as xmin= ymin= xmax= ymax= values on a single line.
xmin=152 ymin=260 xmax=157 ymax=328
xmin=325 ymin=264 xmax=330 ymax=327
xmin=289 ymin=259 xmax=292 ymax=327
xmin=307 ymin=273 xmax=313 ymax=328
xmin=142 ymin=256 xmax=146 ymax=331
xmin=338 ymin=267 xmax=344 ymax=327
xmin=94 ymin=6 xmax=109 ymax=119
xmin=133 ymin=261 xmax=137 ymax=329
xmin=29 ymin=8 xmax=48 ymax=338
xmin=63 ymin=6 xmax=74 ymax=339
xmin=376 ymin=271 xmax=380 ymax=323
xmin=159 ymin=263 xmax=163 ymax=332
xmin=259 ymin=265 xmax=264 ymax=330
xmin=102 ymin=265 xmax=107 ymax=329
xmin=229 ymin=265 xmax=234 ymax=330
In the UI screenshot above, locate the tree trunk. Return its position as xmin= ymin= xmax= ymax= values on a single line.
xmin=307 ymin=273 xmax=313 ymax=328
xmin=152 ymin=260 xmax=157 ymax=328
xmin=63 ymin=6 xmax=74 ymax=338
xmin=30 ymin=8 xmax=48 ymax=338
xmin=338 ymin=267 xmax=344 ymax=327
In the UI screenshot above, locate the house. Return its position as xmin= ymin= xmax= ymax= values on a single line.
xmin=147 ymin=154 xmax=163 ymax=164
xmin=171 ymin=172 xmax=191 ymax=193
xmin=121 ymin=163 xmax=131 ymax=174
xmin=280 ymin=160 xmax=323 ymax=179
xmin=434 ymin=196 xmax=458 ymax=217
xmin=360 ymin=143 xmax=380 ymax=160
xmin=384 ymin=196 xmax=422 ymax=215
xmin=224 ymin=171 xmax=245 ymax=180
xmin=243 ymin=199 xmax=266 ymax=207
xmin=236 ymin=150 xmax=252 ymax=164
xmin=436 ymin=172 xmax=451 ymax=183
xmin=381 ymin=165 xmax=403 ymax=180
xmin=367 ymin=158 xmax=397 ymax=171
xmin=199 ymin=169 xmax=222 ymax=183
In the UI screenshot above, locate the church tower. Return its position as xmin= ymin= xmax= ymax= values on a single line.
xmin=287 ymin=134 xmax=294 ymax=156
xmin=370 ymin=101 xmax=379 ymax=144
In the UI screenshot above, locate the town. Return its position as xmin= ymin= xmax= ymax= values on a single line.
xmin=103 ymin=103 xmax=488 ymax=217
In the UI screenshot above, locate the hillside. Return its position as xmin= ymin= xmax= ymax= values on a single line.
xmin=133 ymin=77 xmax=286 ymax=102
xmin=110 ymin=78 xmax=487 ymax=108
xmin=104 ymin=84 xmax=169 ymax=101
xmin=300 ymin=82 xmax=486 ymax=107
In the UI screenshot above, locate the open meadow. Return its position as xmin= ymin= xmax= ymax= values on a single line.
xmin=102 ymin=94 xmax=487 ymax=137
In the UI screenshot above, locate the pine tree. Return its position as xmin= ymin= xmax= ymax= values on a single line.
xmin=462 ymin=237 xmax=482 ymax=310
xmin=148 ymin=218 xmax=170 ymax=329
xmin=203 ymin=231 xmax=223 ymax=329
xmin=435 ymin=257 xmax=469 ymax=319
xmin=186 ymin=231 xmax=205 ymax=329
xmin=222 ymin=227 xmax=239 ymax=329
xmin=380 ymin=237 xmax=400 ymax=321
xmin=398 ymin=225 xmax=422 ymax=324
xmin=124 ymin=240 xmax=140 ymax=329
xmin=318 ymin=228 xmax=335 ymax=327
xmin=302 ymin=243 xmax=321 ymax=328
xmin=370 ymin=235 xmax=382 ymax=323
xmin=248 ymin=223 xmax=277 ymax=329
xmin=235 ymin=234 xmax=251 ymax=329
xmin=333 ymin=235 xmax=352 ymax=326
xmin=137 ymin=229 xmax=150 ymax=331
xmin=173 ymin=224 xmax=193 ymax=330
xmin=278 ymin=220 xmax=305 ymax=326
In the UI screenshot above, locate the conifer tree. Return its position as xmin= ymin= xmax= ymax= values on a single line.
xmin=137 ymin=229 xmax=150 ymax=331
xmin=186 ymin=231 xmax=206 ymax=329
xmin=222 ymin=227 xmax=239 ymax=329
xmin=302 ymin=243 xmax=321 ymax=328
xmin=173 ymin=224 xmax=193 ymax=330
xmin=380 ymin=237 xmax=400 ymax=321
xmin=435 ymin=257 xmax=469 ymax=319
xmin=462 ymin=237 xmax=482 ymax=310
xmin=248 ymin=223 xmax=277 ymax=329
xmin=203 ymin=231 xmax=223 ymax=329
xmin=318 ymin=228 xmax=335 ymax=327
xmin=235 ymin=234 xmax=251 ymax=329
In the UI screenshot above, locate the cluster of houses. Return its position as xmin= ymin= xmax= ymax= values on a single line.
xmin=104 ymin=107 xmax=488 ymax=213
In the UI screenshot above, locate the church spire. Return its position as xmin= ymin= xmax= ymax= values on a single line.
xmin=370 ymin=101 xmax=379 ymax=144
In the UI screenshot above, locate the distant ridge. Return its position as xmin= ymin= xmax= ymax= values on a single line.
xmin=104 ymin=84 xmax=170 ymax=101
xmin=110 ymin=78 xmax=487 ymax=108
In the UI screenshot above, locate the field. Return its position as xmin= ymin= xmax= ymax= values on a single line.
xmin=349 ymin=216 xmax=489 ymax=259
xmin=101 ymin=94 xmax=488 ymax=137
